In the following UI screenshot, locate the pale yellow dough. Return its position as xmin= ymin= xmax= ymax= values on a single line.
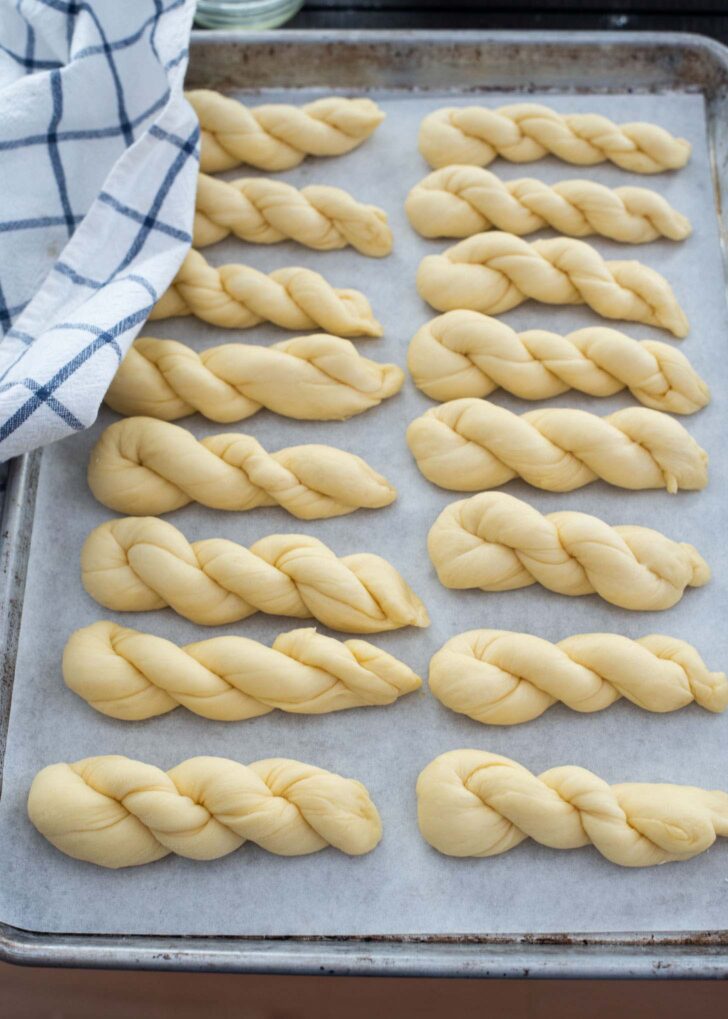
xmin=429 ymin=630 xmax=728 ymax=724
xmin=28 ymin=754 xmax=382 ymax=868
xmin=81 ymin=516 xmax=430 ymax=631
xmin=407 ymin=311 xmax=709 ymax=414
xmin=195 ymin=173 xmax=392 ymax=256
xmin=64 ymin=620 xmax=422 ymax=721
xmin=427 ymin=491 xmax=709 ymax=611
xmin=187 ymin=90 xmax=385 ymax=173
xmin=151 ymin=249 xmax=382 ymax=335
xmin=407 ymin=398 xmax=708 ymax=494
xmin=106 ymin=334 xmax=403 ymax=424
xmin=416 ymin=233 xmax=688 ymax=337
xmin=417 ymin=750 xmax=728 ymax=867
xmin=405 ymin=166 xmax=691 ymax=242
xmin=88 ymin=417 xmax=396 ymax=519
xmin=418 ymin=104 xmax=691 ymax=173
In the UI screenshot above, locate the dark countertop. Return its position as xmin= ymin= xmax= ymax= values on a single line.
xmin=286 ymin=2 xmax=728 ymax=43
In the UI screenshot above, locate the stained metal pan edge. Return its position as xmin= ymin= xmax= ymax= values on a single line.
xmin=185 ymin=27 xmax=728 ymax=93
xmin=1 ymin=29 xmax=727 ymax=977
xmin=1 ymin=929 xmax=728 ymax=978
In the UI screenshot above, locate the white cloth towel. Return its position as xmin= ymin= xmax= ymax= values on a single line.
xmin=0 ymin=0 xmax=198 ymax=462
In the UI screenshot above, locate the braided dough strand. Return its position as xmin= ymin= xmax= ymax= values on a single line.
xmin=81 ymin=516 xmax=430 ymax=631
xmin=151 ymin=249 xmax=382 ymax=335
xmin=427 ymin=492 xmax=709 ymax=611
xmin=106 ymin=335 xmax=404 ymax=424
xmin=429 ymin=630 xmax=728 ymax=724
xmin=417 ymin=750 xmax=728 ymax=867
xmin=407 ymin=312 xmax=709 ymax=414
xmin=416 ymin=233 xmax=689 ymax=337
xmin=28 ymin=754 xmax=382 ymax=867
xmin=188 ymin=90 xmax=385 ymax=173
xmin=406 ymin=166 xmax=691 ymax=242
xmin=64 ymin=621 xmax=422 ymax=721
xmin=407 ymin=398 xmax=708 ymax=494
xmin=419 ymin=104 xmax=691 ymax=173
xmin=89 ymin=417 xmax=396 ymax=519
xmin=195 ymin=173 xmax=392 ymax=256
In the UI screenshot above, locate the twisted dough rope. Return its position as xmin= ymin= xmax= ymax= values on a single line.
xmin=150 ymin=249 xmax=382 ymax=335
xmin=427 ymin=491 xmax=709 ymax=611
xmin=405 ymin=166 xmax=691 ymax=242
xmin=106 ymin=335 xmax=404 ymax=424
xmin=64 ymin=620 xmax=422 ymax=721
xmin=89 ymin=417 xmax=396 ymax=519
xmin=407 ymin=311 xmax=709 ymax=414
xmin=195 ymin=173 xmax=392 ymax=256
xmin=416 ymin=233 xmax=689 ymax=337
xmin=188 ymin=90 xmax=385 ymax=173
xmin=28 ymin=754 xmax=382 ymax=868
xmin=417 ymin=750 xmax=728 ymax=866
xmin=418 ymin=103 xmax=691 ymax=173
xmin=81 ymin=516 xmax=430 ymax=631
xmin=407 ymin=398 xmax=708 ymax=494
xmin=429 ymin=630 xmax=728 ymax=724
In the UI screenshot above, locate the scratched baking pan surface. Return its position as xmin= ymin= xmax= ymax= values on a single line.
xmin=0 ymin=88 xmax=727 ymax=938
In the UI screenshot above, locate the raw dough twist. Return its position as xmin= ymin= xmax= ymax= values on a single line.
xmin=64 ymin=620 xmax=422 ymax=721
xmin=88 ymin=417 xmax=396 ymax=519
xmin=416 ymin=233 xmax=688 ymax=337
xmin=188 ymin=90 xmax=385 ymax=173
xmin=405 ymin=166 xmax=691 ymax=242
xmin=151 ymin=249 xmax=382 ymax=335
xmin=417 ymin=750 xmax=728 ymax=867
xmin=427 ymin=491 xmax=709 ymax=611
xmin=429 ymin=630 xmax=728 ymax=724
xmin=407 ymin=398 xmax=708 ymax=494
xmin=28 ymin=754 xmax=382 ymax=868
xmin=418 ymin=104 xmax=691 ymax=173
xmin=81 ymin=516 xmax=430 ymax=631
xmin=407 ymin=311 xmax=709 ymax=414
xmin=106 ymin=335 xmax=404 ymax=424
xmin=195 ymin=173 xmax=393 ymax=256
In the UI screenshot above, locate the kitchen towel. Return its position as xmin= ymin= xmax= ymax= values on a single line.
xmin=0 ymin=0 xmax=198 ymax=463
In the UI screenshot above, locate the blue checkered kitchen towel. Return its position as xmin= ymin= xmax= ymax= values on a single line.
xmin=0 ymin=0 xmax=199 ymax=465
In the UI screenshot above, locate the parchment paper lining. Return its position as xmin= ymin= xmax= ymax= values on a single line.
xmin=1 ymin=90 xmax=726 ymax=937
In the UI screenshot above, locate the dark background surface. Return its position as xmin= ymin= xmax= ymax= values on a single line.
xmin=286 ymin=0 xmax=728 ymax=43
xmin=0 ymin=966 xmax=727 ymax=1018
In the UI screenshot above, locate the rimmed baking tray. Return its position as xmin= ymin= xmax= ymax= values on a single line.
xmin=2 ymin=29 xmax=728 ymax=978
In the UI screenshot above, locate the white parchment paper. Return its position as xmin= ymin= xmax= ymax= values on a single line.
xmin=1 ymin=89 xmax=727 ymax=937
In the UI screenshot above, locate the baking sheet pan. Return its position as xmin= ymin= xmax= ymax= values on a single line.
xmin=1 ymin=30 xmax=728 ymax=974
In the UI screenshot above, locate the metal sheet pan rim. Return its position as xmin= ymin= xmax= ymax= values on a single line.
xmin=1 ymin=922 xmax=728 ymax=978
xmin=187 ymin=27 xmax=728 ymax=95
xmin=191 ymin=26 xmax=728 ymax=55
xmin=2 ymin=28 xmax=728 ymax=977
